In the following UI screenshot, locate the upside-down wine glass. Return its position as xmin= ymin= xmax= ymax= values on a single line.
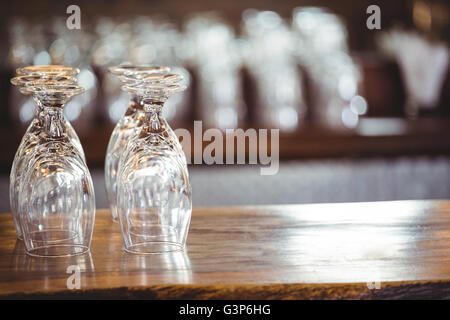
xmin=10 ymin=66 xmax=85 ymax=240
xmin=105 ymin=65 xmax=170 ymax=222
xmin=116 ymin=70 xmax=191 ymax=254
xmin=14 ymin=80 xmax=95 ymax=257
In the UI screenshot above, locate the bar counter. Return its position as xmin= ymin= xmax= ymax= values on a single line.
xmin=1 ymin=200 xmax=450 ymax=299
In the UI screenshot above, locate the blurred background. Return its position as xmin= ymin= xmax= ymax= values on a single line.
xmin=0 ymin=0 xmax=449 ymax=210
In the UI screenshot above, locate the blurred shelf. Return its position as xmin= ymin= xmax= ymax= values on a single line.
xmin=1 ymin=117 xmax=450 ymax=172
xmin=279 ymin=117 xmax=450 ymax=159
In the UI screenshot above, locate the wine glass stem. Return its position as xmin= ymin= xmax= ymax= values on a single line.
xmin=41 ymin=105 xmax=66 ymax=138
xmin=33 ymin=98 xmax=45 ymax=127
xmin=142 ymin=100 xmax=165 ymax=133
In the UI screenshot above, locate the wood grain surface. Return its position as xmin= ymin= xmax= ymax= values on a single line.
xmin=1 ymin=200 xmax=450 ymax=299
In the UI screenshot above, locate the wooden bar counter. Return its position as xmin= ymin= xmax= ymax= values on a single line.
xmin=1 ymin=200 xmax=450 ymax=299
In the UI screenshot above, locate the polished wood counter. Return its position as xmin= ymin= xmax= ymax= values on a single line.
xmin=1 ymin=201 xmax=450 ymax=299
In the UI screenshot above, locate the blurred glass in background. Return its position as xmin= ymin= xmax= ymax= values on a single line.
xmin=4 ymin=2 xmax=449 ymax=136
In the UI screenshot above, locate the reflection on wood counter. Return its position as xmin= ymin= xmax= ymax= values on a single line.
xmin=1 ymin=201 xmax=450 ymax=299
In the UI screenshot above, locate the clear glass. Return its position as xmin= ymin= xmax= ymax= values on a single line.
xmin=9 ymin=65 xmax=94 ymax=133
xmin=105 ymin=95 xmax=143 ymax=222
xmin=14 ymin=82 xmax=95 ymax=257
xmin=377 ymin=30 xmax=449 ymax=118
xmin=291 ymin=8 xmax=364 ymax=129
xmin=184 ymin=14 xmax=246 ymax=129
xmin=105 ymin=65 xmax=170 ymax=222
xmin=10 ymin=73 xmax=85 ymax=240
xmin=116 ymin=71 xmax=191 ymax=254
xmin=242 ymin=10 xmax=307 ymax=131
xmin=16 ymin=65 xmax=80 ymax=76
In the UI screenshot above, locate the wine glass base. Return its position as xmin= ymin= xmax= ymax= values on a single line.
xmin=124 ymin=242 xmax=184 ymax=255
xmin=26 ymin=245 xmax=90 ymax=258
